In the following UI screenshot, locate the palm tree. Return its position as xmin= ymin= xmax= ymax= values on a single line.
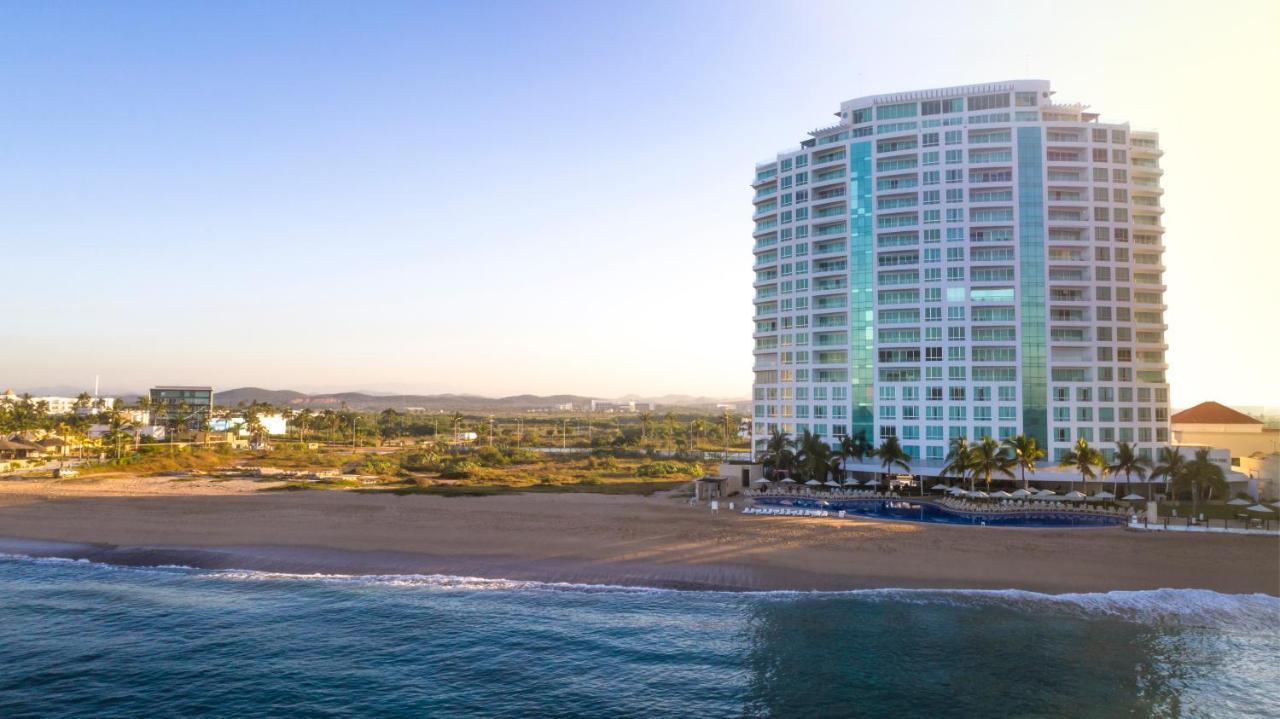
xmin=1057 ymin=437 xmax=1101 ymax=494
xmin=1176 ymin=448 xmax=1227 ymax=519
xmin=1002 ymin=434 xmax=1045 ymax=491
xmin=639 ymin=411 xmax=654 ymax=442
xmin=762 ymin=429 xmax=794 ymax=478
xmin=1150 ymin=446 xmax=1188 ymax=501
xmin=838 ymin=431 xmax=872 ymax=484
xmin=1107 ymin=441 xmax=1152 ymax=497
xmin=794 ymin=430 xmax=833 ymax=483
xmin=719 ymin=409 xmax=736 ymax=453
xmin=969 ymin=437 xmax=1016 ymax=493
xmin=875 ymin=436 xmax=911 ymax=490
xmin=941 ymin=436 xmax=973 ymax=491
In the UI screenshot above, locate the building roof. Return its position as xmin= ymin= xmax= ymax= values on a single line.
xmin=1171 ymin=401 xmax=1263 ymax=425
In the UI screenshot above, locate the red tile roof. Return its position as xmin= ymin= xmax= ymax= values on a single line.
xmin=1171 ymin=401 xmax=1263 ymax=425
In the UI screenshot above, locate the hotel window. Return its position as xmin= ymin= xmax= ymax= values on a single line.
xmin=972 ymin=385 xmax=989 ymax=400
xmin=795 ymin=189 xmax=809 ymax=202
xmin=949 ymin=407 xmax=967 ymax=420
xmin=945 ymin=189 xmax=963 ymax=203
xmin=780 ymin=159 xmax=793 ymax=171
xmin=998 ymin=407 xmax=1016 ymax=421
xmin=1015 ymin=92 xmax=1037 ymax=107
xmin=927 ymin=446 xmax=944 ymax=460
xmin=795 ymin=155 xmax=808 ymax=168
xmin=1092 ymin=128 xmax=1108 ymax=143
xmin=944 ymin=130 xmax=962 ymax=145
xmin=1111 ymin=169 xmax=1126 ymax=183
xmin=922 ymin=151 xmax=940 ymax=165
xmin=795 ymin=172 xmax=808 ymax=186
xmin=999 ymin=386 xmax=1016 ymax=402
xmin=948 ymin=366 xmax=966 ymax=380
xmin=1092 ymin=148 xmax=1108 ymax=163
xmin=922 ymin=132 xmax=939 ymax=147
xmin=945 ymin=169 xmax=964 ymax=183
xmin=945 ymin=150 xmax=963 ymax=164
xmin=923 ymin=171 xmax=940 ymax=185
xmin=923 ymin=190 xmax=940 ymax=205
xmin=967 ymin=93 xmax=1010 ymax=111
xmin=927 ymin=407 xmax=943 ymax=421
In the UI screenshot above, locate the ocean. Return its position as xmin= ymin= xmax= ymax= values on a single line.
xmin=1 ymin=554 xmax=1277 ymax=718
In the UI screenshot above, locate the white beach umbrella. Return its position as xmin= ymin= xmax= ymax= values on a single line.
xmin=1064 ymin=491 xmax=1086 ymax=501
xmin=947 ymin=486 xmax=966 ymax=495
xmin=968 ymin=490 xmax=989 ymax=498
xmin=1246 ymin=504 xmax=1276 ymax=513
xmin=1035 ymin=489 xmax=1057 ymax=497
xmin=843 ymin=478 xmax=862 ymax=486
xmin=1011 ymin=489 xmax=1032 ymax=498
xmin=1090 ymin=491 xmax=1115 ymax=500
xmin=824 ymin=480 xmax=841 ymax=487
xmin=990 ymin=490 xmax=1012 ymax=498
xmin=780 ymin=478 xmax=797 ymax=484
xmin=1025 ymin=486 xmax=1039 ymax=493
xmin=1227 ymin=498 xmax=1252 ymax=506
xmin=864 ymin=478 xmax=881 ymax=487
xmin=804 ymin=479 xmax=821 ymax=487
xmin=1121 ymin=493 xmax=1145 ymax=501
xmin=930 ymin=483 xmax=950 ymax=491
xmin=753 ymin=478 xmax=772 ymax=485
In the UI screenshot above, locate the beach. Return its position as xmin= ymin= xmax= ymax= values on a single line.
xmin=0 ymin=475 xmax=1276 ymax=595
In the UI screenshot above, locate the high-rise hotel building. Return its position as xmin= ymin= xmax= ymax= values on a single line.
xmin=751 ymin=80 xmax=1168 ymax=471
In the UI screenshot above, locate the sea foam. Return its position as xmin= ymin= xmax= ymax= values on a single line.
xmin=3 ymin=551 xmax=1277 ymax=632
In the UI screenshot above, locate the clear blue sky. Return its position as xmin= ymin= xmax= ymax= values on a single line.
xmin=3 ymin=0 xmax=1277 ymax=406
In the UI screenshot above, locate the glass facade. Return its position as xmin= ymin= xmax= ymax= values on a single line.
xmin=848 ymin=141 xmax=875 ymax=441
xmin=1016 ymin=127 xmax=1047 ymax=447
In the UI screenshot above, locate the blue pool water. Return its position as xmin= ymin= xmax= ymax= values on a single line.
xmin=1 ymin=554 xmax=1277 ymax=717
xmin=753 ymin=496 xmax=1127 ymax=527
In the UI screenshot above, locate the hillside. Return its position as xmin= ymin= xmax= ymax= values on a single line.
xmin=209 ymin=388 xmax=740 ymax=412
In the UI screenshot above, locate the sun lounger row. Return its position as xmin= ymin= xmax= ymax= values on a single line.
xmin=938 ymin=497 xmax=1135 ymax=516
xmin=742 ymin=506 xmax=830 ymax=518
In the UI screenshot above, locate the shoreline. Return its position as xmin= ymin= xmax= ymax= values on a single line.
xmin=4 ymin=536 xmax=1280 ymax=598
xmin=1 ymin=476 xmax=1277 ymax=595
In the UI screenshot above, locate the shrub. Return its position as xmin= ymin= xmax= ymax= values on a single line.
xmin=636 ymin=461 xmax=702 ymax=478
xmin=440 ymin=460 xmax=478 ymax=479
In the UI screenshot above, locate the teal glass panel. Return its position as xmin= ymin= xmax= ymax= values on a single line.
xmin=1017 ymin=127 xmax=1047 ymax=447
xmin=848 ymin=141 xmax=874 ymax=441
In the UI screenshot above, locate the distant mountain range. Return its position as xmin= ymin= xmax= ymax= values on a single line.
xmin=202 ymin=388 xmax=745 ymax=412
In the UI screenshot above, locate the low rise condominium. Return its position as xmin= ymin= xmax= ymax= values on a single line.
xmin=750 ymin=80 xmax=1168 ymax=474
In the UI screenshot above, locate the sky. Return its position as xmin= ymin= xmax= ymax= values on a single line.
xmin=2 ymin=0 xmax=1277 ymax=406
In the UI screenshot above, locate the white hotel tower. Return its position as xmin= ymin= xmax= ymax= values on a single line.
xmin=751 ymin=80 xmax=1169 ymax=476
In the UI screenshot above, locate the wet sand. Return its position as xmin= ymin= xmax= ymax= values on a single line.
xmin=0 ymin=475 xmax=1276 ymax=594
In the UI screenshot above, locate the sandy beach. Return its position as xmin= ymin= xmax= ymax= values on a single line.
xmin=0 ymin=474 xmax=1275 ymax=595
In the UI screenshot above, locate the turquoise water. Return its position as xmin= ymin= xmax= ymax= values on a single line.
xmin=2 ymin=555 xmax=1277 ymax=718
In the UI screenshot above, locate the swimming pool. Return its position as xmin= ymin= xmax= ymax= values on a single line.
xmin=752 ymin=496 xmax=1127 ymax=528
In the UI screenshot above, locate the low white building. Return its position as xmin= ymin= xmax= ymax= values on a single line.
xmin=210 ymin=414 xmax=289 ymax=436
